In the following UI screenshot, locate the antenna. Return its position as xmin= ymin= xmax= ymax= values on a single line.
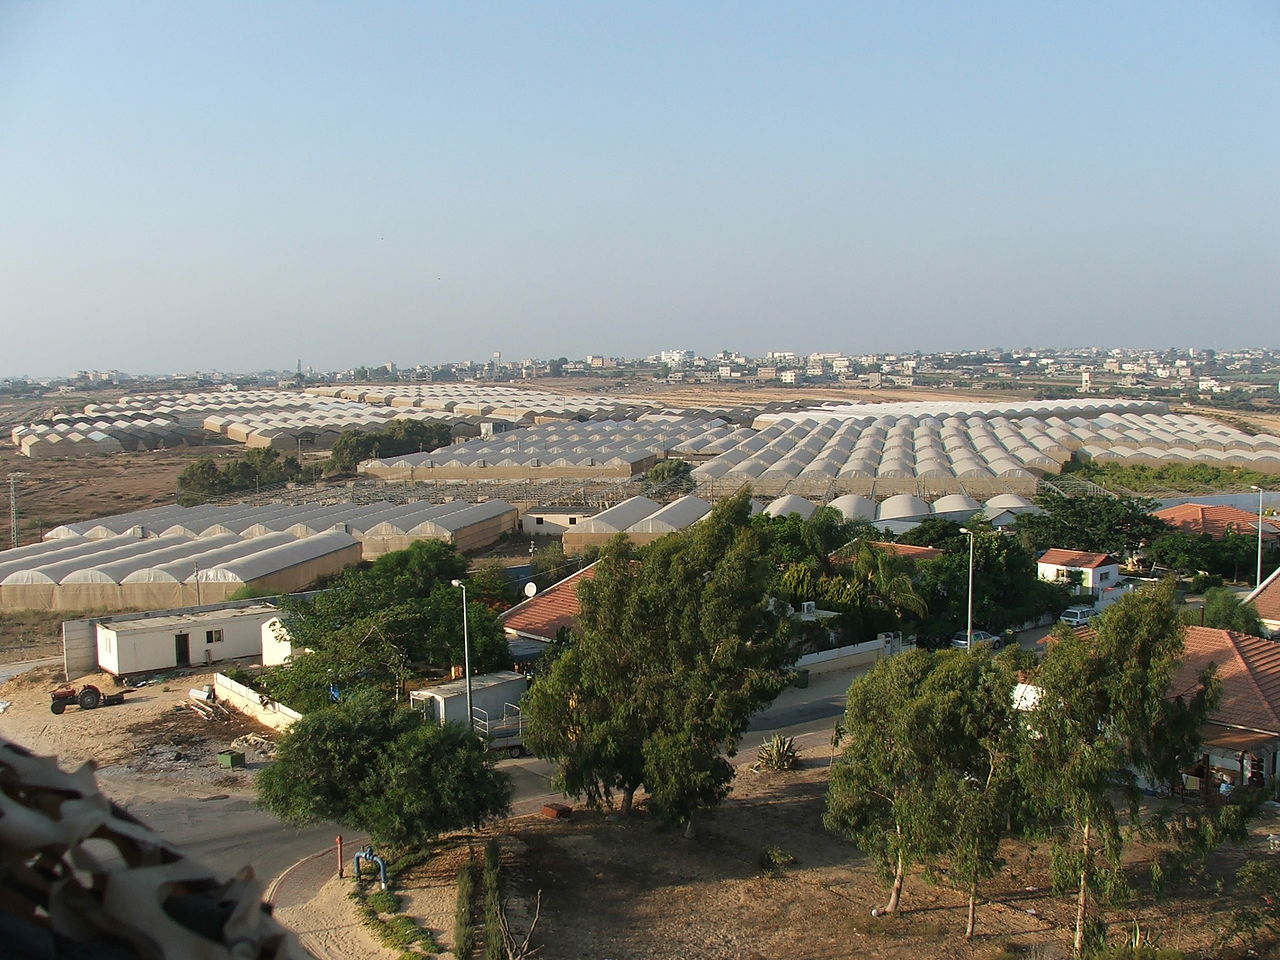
xmin=8 ymin=472 xmax=28 ymax=549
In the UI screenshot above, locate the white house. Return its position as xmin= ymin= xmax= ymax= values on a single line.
xmin=1036 ymin=549 xmax=1131 ymax=610
xmin=96 ymin=603 xmax=279 ymax=675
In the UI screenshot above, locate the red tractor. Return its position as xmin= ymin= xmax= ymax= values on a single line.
xmin=49 ymin=684 xmax=131 ymax=715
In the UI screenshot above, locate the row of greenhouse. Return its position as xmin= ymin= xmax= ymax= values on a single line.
xmin=686 ymin=410 xmax=1280 ymax=497
xmin=12 ymin=416 xmax=203 ymax=458
xmin=0 ymin=498 xmax=517 ymax=612
xmin=560 ymin=491 xmax=1041 ymax=550
xmin=359 ymin=417 xmax=740 ymax=480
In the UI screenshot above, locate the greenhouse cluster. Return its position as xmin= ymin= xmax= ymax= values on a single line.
xmin=359 ymin=416 xmax=745 ymax=481
xmin=11 ymin=415 xmax=201 ymax=458
xmin=0 ymin=498 xmax=516 ymax=611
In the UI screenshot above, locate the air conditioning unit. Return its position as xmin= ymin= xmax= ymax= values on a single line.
xmin=800 ymin=601 xmax=816 ymax=616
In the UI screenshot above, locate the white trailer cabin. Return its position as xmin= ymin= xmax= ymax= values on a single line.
xmin=409 ymin=671 xmax=529 ymax=754
xmin=97 ymin=604 xmax=278 ymax=675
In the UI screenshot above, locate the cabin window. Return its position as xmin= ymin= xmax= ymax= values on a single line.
xmin=206 ymin=629 xmax=223 ymax=644
xmin=535 ymin=517 xmax=545 ymax=525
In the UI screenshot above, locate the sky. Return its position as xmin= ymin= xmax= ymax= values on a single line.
xmin=1 ymin=2 xmax=1277 ymax=376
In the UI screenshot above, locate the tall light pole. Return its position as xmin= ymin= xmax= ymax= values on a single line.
xmin=1251 ymin=486 xmax=1264 ymax=587
xmin=959 ymin=527 xmax=976 ymax=647
xmin=450 ymin=578 xmax=473 ymax=730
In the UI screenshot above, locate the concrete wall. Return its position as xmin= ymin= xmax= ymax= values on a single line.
xmin=796 ymin=638 xmax=887 ymax=674
xmin=214 ymin=672 xmax=302 ymax=732
xmin=61 ymin=619 xmax=97 ymax=680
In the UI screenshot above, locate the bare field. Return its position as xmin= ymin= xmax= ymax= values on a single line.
xmin=396 ymin=740 xmax=1279 ymax=960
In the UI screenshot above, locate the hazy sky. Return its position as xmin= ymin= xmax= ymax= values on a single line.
xmin=1 ymin=2 xmax=1277 ymax=376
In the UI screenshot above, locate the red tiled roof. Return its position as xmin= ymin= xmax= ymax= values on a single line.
xmin=500 ymin=564 xmax=597 ymax=642
xmin=871 ymin=541 xmax=944 ymax=561
xmin=1173 ymin=626 xmax=1280 ymax=736
xmin=1248 ymin=567 xmax=1280 ymax=623
xmin=1038 ymin=549 xmax=1116 ymax=569
xmin=831 ymin=541 xmax=944 ymax=564
xmin=1153 ymin=503 xmax=1280 ymax=542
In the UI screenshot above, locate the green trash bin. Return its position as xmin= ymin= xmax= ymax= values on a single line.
xmin=792 ymin=669 xmax=810 ymax=689
xmin=217 ymin=750 xmax=245 ymax=769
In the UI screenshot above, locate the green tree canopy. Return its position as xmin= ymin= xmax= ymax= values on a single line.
xmin=257 ymin=690 xmax=511 ymax=847
xmin=265 ymin=540 xmax=508 ymax=711
xmin=639 ymin=458 xmax=695 ymax=497
xmin=524 ymin=491 xmax=793 ymax=827
xmin=1021 ymin=580 xmax=1218 ymax=955
xmin=1196 ymin=587 xmax=1265 ymax=636
xmin=327 ymin=420 xmax=453 ymax=474
xmin=1015 ymin=493 xmax=1168 ymax=557
xmin=825 ymin=647 xmax=1024 ymax=928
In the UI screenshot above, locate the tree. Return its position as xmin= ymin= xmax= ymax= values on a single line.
xmin=257 ymin=690 xmax=511 ymax=847
xmin=1197 ymin=587 xmax=1265 ymax=636
xmin=914 ymin=529 xmax=1069 ymax=639
xmin=825 ymin=650 xmax=950 ymax=914
xmin=1020 ymin=580 xmax=1218 ymax=956
xmin=523 ymin=492 xmax=793 ymax=827
xmin=639 ymin=458 xmax=695 ymax=497
xmin=1015 ymin=493 xmax=1168 ymax=557
xmin=266 ymin=541 xmax=508 ymax=710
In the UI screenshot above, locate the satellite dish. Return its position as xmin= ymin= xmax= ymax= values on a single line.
xmin=523 ymin=582 xmax=538 ymax=598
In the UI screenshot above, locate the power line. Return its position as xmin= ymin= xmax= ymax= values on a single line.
xmin=8 ymin=472 xmax=28 ymax=549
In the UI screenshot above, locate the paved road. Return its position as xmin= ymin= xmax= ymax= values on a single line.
xmin=119 ymin=790 xmax=343 ymax=885
xmin=0 ymin=655 xmax=61 ymax=685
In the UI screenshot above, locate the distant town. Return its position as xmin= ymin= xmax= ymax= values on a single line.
xmin=4 ymin=344 xmax=1279 ymax=409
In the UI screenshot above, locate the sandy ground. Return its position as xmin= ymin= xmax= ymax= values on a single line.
xmin=273 ymin=876 xmax=400 ymax=960
xmin=0 ymin=664 xmax=270 ymax=806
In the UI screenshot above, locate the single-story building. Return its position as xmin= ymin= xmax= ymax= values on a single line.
xmin=500 ymin=564 xmax=597 ymax=665
xmin=95 ymin=603 xmax=280 ymax=675
xmin=1174 ymin=625 xmax=1280 ymax=791
xmin=1153 ymin=503 xmax=1280 ymax=543
xmin=1036 ymin=548 xmax=1132 ymax=610
xmin=520 ymin=509 xmax=592 ymax=537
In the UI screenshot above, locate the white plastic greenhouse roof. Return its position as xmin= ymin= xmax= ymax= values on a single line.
xmin=577 ymin=497 xmax=662 ymax=533
xmin=196 ymin=530 xmax=359 ymax=584
xmin=627 ymin=496 xmax=711 ymax=533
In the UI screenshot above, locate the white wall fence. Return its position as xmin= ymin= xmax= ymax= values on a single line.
xmin=796 ymin=637 xmax=888 ymax=673
xmin=214 ymin=672 xmax=302 ymax=732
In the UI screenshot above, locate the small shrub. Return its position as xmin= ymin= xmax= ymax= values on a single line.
xmin=755 ymin=734 xmax=798 ymax=772
xmin=454 ymin=860 xmax=476 ymax=959
xmin=760 ymin=845 xmax=797 ymax=870
xmin=365 ymin=890 xmax=400 ymax=914
xmin=986 ymin=942 xmax=1025 ymax=960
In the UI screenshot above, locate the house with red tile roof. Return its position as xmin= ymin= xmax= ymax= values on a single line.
xmin=1153 ymin=503 xmax=1280 ymax=542
xmin=500 ymin=563 xmax=596 ymax=662
xmin=829 ymin=541 xmax=944 ymax=565
xmin=1245 ymin=565 xmax=1280 ymax=639
xmin=1172 ymin=625 xmax=1280 ymax=787
xmin=1036 ymin=549 xmax=1132 ymax=610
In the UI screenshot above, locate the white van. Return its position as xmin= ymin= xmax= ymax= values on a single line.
xmin=1059 ymin=606 xmax=1098 ymax=627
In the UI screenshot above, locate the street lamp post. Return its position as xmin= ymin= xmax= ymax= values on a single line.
xmin=959 ymin=527 xmax=976 ymax=647
xmin=1251 ymin=486 xmax=1264 ymax=587
xmin=450 ymin=579 xmax=473 ymax=730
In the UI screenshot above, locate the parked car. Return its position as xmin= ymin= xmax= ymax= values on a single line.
xmin=1059 ymin=606 xmax=1098 ymax=627
xmin=950 ymin=630 xmax=1001 ymax=650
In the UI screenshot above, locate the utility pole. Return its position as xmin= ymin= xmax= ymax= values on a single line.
xmin=8 ymin=472 xmax=28 ymax=549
